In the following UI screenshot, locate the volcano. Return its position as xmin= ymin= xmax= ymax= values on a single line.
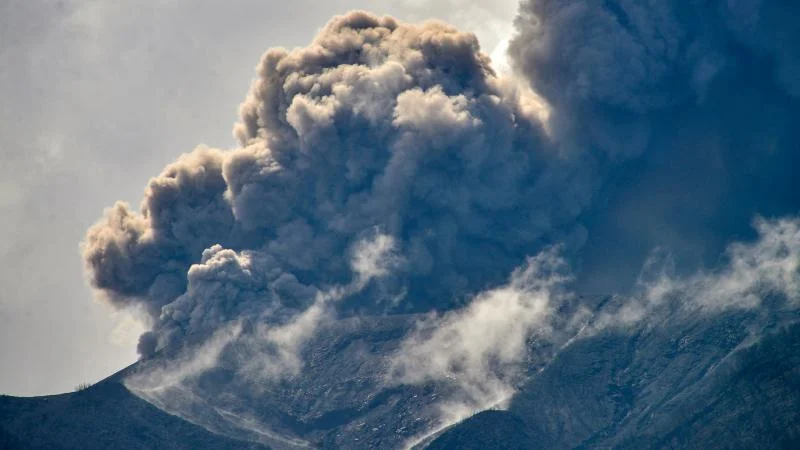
xmin=6 ymin=2 xmax=800 ymax=449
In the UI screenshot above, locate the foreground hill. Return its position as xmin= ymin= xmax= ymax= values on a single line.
xmin=0 ymin=377 xmax=268 ymax=449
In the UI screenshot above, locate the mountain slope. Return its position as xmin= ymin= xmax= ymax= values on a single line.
xmin=613 ymin=320 xmax=800 ymax=449
xmin=425 ymin=315 xmax=800 ymax=449
xmin=3 ymin=310 xmax=798 ymax=449
xmin=423 ymin=410 xmax=535 ymax=450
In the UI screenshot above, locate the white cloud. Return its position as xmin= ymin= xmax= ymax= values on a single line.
xmin=351 ymin=232 xmax=400 ymax=284
xmin=591 ymin=217 xmax=800 ymax=332
xmin=389 ymin=247 xmax=571 ymax=430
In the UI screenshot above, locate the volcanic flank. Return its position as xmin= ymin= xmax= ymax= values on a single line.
xmin=7 ymin=2 xmax=799 ymax=448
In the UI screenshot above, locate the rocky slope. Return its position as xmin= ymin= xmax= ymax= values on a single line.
xmin=426 ymin=314 xmax=800 ymax=449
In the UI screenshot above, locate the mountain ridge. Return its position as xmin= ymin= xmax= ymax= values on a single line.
xmin=2 ymin=308 xmax=799 ymax=449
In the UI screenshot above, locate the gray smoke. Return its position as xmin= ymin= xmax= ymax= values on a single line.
xmin=83 ymin=3 xmax=800 ymax=356
xmin=510 ymin=0 xmax=800 ymax=293
xmin=83 ymin=11 xmax=594 ymax=356
xmin=511 ymin=0 xmax=800 ymax=113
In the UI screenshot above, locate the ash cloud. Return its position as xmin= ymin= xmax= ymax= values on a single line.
xmin=511 ymin=0 xmax=800 ymax=112
xmin=83 ymin=11 xmax=592 ymax=356
xmin=80 ymin=3 xmax=800 ymax=447
xmin=510 ymin=0 xmax=800 ymax=293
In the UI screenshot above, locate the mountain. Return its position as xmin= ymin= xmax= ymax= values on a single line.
xmin=2 ymin=306 xmax=799 ymax=449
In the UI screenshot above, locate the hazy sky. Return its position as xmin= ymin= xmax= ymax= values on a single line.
xmin=0 ymin=0 xmax=516 ymax=396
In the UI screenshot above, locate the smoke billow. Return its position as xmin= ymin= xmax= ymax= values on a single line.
xmin=83 ymin=11 xmax=589 ymax=357
xmin=81 ymin=3 xmax=800 ymax=447
xmin=510 ymin=0 xmax=800 ymax=292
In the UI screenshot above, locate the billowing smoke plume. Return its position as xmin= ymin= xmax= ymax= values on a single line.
xmin=81 ymin=3 xmax=800 ymax=447
xmin=510 ymin=0 xmax=800 ymax=292
xmin=85 ymin=3 xmax=800 ymax=355
xmin=83 ymin=11 xmax=588 ymax=357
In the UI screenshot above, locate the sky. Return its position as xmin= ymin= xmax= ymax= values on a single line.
xmin=0 ymin=0 xmax=517 ymax=396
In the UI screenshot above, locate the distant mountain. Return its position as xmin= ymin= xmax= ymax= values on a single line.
xmin=2 ymin=309 xmax=798 ymax=449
